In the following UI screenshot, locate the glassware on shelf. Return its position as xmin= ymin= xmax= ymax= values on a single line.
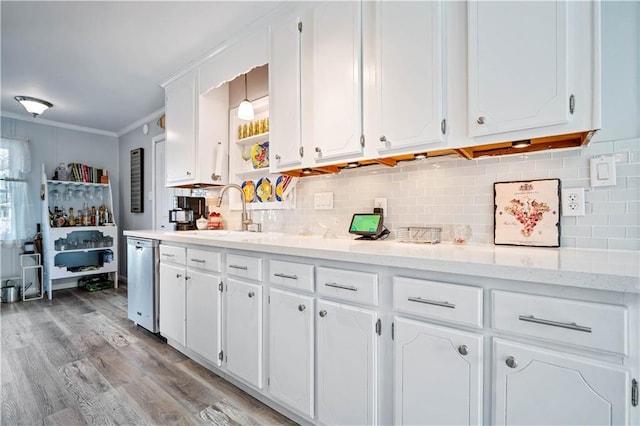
xmin=74 ymin=188 xmax=84 ymax=199
xmin=49 ymin=189 xmax=60 ymax=203
xmin=241 ymin=145 xmax=252 ymax=165
xmin=63 ymin=187 xmax=74 ymax=201
xmin=94 ymin=187 xmax=103 ymax=202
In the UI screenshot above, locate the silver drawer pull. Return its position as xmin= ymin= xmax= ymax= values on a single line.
xmin=324 ymin=282 xmax=358 ymax=292
xmin=518 ymin=315 xmax=592 ymax=333
xmin=190 ymin=258 xmax=205 ymax=263
xmin=229 ymin=265 xmax=248 ymax=270
xmin=248 ymin=291 xmax=255 ymax=298
xmin=162 ymin=253 xmax=175 ymax=257
xmin=274 ymin=273 xmax=298 ymax=280
xmin=408 ymin=296 xmax=455 ymax=309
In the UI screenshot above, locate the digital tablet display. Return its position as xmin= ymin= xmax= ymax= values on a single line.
xmin=349 ymin=213 xmax=383 ymax=236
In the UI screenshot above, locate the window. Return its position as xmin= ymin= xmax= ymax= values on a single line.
xmin=0 ymin=137 xmax=31 ymax=243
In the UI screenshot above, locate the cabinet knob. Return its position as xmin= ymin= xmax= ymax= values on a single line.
xmin=457 ymin=345 xmax=469 ymax=356
xmin=176 ymin=273 xmax=182 ymax=278
xmin=476 ymin=116 xmax=486 ymax=125
xmin=298 ymin=304 xmax=306 ymax=312
xmin=186 ymin=171 xmax=192 ymax=175
xmin=275 ymin=154 xmax=281 ymax=160
xmin=505 ymin=356 xmax=518 ymax=368
xmin=319 ymin=310 xmax=327 ymax=318
xmin=315 ymin=147 xmax=322 ymax=153
xmin=211 ymin=173 xmax=221 ymax=181
xmin=379 ymin=135 xmax=387 ymax=142
xmin=248 ymin=291 xmax=255 ymax=298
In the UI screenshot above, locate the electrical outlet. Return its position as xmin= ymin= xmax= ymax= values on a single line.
xmin=561 ymin=188 xmax=585 ymax=217
xmin=314 ymin=192 xmax=333 ymax=210
xmin=374 ymin=198 xmax=387 ymax=217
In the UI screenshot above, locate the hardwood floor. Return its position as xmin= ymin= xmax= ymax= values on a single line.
xmin=0 ymin=285 xmax=297 ymax=425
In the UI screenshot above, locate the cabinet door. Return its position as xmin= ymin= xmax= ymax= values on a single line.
xmin=493 ymin=339 xmax=630 ymax=425
xmin=268 ymin=289 xmax=314 ymax=418
xmin=316 ymin=299 xmax=377 ymax=425
xmin=159 ymin=262 xmax=185 ymax=345
xmin=225 ymin=278 xmax=263 ymax=388
xmin=269 ymin=16 xmax=303 ymax=172
xmin=394 ymin=316 xmax=482 ymax=425
xmin=309 ymin=2 xmax=363 ymax=162
xmin=186 ymin=269 xmax=221 ymax=365
xmin=165 ymin=74 xmax=196 ymax=185
xmin=468 ymin=1 xmax=568 ymax=137
xmin=374 ymin=1 xmax=445 ymax=153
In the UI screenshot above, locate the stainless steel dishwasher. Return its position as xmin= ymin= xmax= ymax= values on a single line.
xmin=127 ymin=237 xmax=159 ymax=333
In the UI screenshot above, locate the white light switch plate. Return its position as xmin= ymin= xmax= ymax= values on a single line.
xmin=314 ymin=192 xmax=334 ymax=210
xmin=590 ymin=156 xmax=616 ymax=188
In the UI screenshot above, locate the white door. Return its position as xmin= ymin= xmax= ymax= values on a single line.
xmin=309 ymin=2 xmax=363 ymax=162
xmin=468 ymin=1 xmax=568 ymax=137
xmin=269 ymin=15 xmax=303 ymax=172
xmin=394 ymin=316 xmax=483 ymax=425
xmin=186 ymin=269 xmax=221 ymax=365
xmin=268 ymin=288 xmax=314 ymax=417
xmin=316 ymin=299 xmax=377 ymax=426
xmin=159 ymin=262 xmax=185 ymax=345
xmin=493 ymin=339 xmax=630 ymax=425
xmin=225 ymin=278 xmax=263 ymax=388
xmin=153 ymin=136 xmax=188 ymax=231
xmin=374 ymin=1 xmax=445 ymax=153
xmin=165 ymin=74 xmax=196 ymax=184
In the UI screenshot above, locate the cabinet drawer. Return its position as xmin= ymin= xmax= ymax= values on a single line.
xmin=492 ymin=290 xmax=628 ymax=356
xmin=269 ymin=260 xmax=314 ymax=292
xmin=316 ymin=267 xmax=378 ymax=306
xmin=393 ymin=277 xmax=483 ymax=328
xmin=159 ymin=244 xmax=185 ymax=265
xmin=226 ymin=253 xmax=262 ymax=282
xmin=187 ymin=248 xmax=221 ymax=273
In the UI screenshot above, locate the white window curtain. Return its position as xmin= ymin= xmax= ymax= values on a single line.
xmin=0 ymin=137 xmax=32 ymax=245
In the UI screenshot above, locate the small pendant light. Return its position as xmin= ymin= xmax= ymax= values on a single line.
xmin=237 ymin=73 xmax=254 ymax=120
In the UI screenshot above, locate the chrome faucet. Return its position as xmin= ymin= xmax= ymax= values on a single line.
xmin=216 ymin=184 xmax=253 ymax=231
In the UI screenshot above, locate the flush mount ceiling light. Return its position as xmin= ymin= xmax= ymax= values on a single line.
xmin=237 ymin=74 xmax=254 ymax=121
xmin=14 ymin=96 xmax=53 ymax=118
xmin=512 ymin=139 xmax=531 ymax=149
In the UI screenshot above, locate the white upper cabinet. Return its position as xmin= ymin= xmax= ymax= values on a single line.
xmin=371 ymin=1 xmax=445 ymax=154
xmin=164 ymin=72 xmax=229 ymax=187
xmin=269 ymin=15 xmax=303 ymax=172
xmin=165 ymin=73 xmax=197 ymax=185
xmin=467 ymin=1 xmax=600 ymax=142
xmin=307 ymin=1 xmax=364 ymax=163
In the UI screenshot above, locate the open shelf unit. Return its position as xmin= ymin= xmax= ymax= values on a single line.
xmin=228 ymin=95 xmax=296 ymax=211
xmin=41 ymin=164 xmax=118 ymax=299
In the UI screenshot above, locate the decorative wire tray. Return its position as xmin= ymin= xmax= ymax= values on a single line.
xmin=396 ymin=227 xmax=442 ymax=244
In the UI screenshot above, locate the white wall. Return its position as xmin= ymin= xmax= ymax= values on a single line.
xmin=117 ymin=118 xmax=164 ymax=279
xmin=0 ymin=117 xmax=119 ymax=278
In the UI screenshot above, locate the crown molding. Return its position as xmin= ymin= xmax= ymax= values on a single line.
xmin=116 ymin=106 xmax=165 ymax=137
xmin=0 ymin=111 xmax=118 ymax=137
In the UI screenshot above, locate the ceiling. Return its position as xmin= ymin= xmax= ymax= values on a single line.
xmin=0 ymin=1 xmax=284 ymax=136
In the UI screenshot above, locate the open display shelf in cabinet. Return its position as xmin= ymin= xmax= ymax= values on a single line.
xmin=229 ymin=95 xmax=296 ymax=211
xmin=40 ymin=164 xmax=118 ymax=299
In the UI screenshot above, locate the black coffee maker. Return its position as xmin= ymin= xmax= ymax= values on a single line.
xmin=169 ymin=196 xmax=206 ymax=231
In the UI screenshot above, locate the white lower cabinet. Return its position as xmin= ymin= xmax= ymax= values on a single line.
xmin=394 ymin=316 xmax=483 ymax=425
xmin=225 ymin=278 xmax=263 ymax=388
xmin=316 ymin=298 xmax=378 ymax=426
xmin=186 ymin=269 xmax=221 ymax=365
xmin=268 ymin=288 xmax=315 ymax=418
xmin=159 ymin=262 xmax=186 ymax=345
xmin=493 ymin=339 xmax=630 ymax=426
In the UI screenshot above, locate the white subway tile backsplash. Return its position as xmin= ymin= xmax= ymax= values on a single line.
xmin=262 ymin=139 xmax=638 ymax=249
xmin=607 ymin=238 xmax=640 ymax=250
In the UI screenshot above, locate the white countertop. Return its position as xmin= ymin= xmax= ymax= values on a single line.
xmin=124 ymin=229 xmax=640 ymax=293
